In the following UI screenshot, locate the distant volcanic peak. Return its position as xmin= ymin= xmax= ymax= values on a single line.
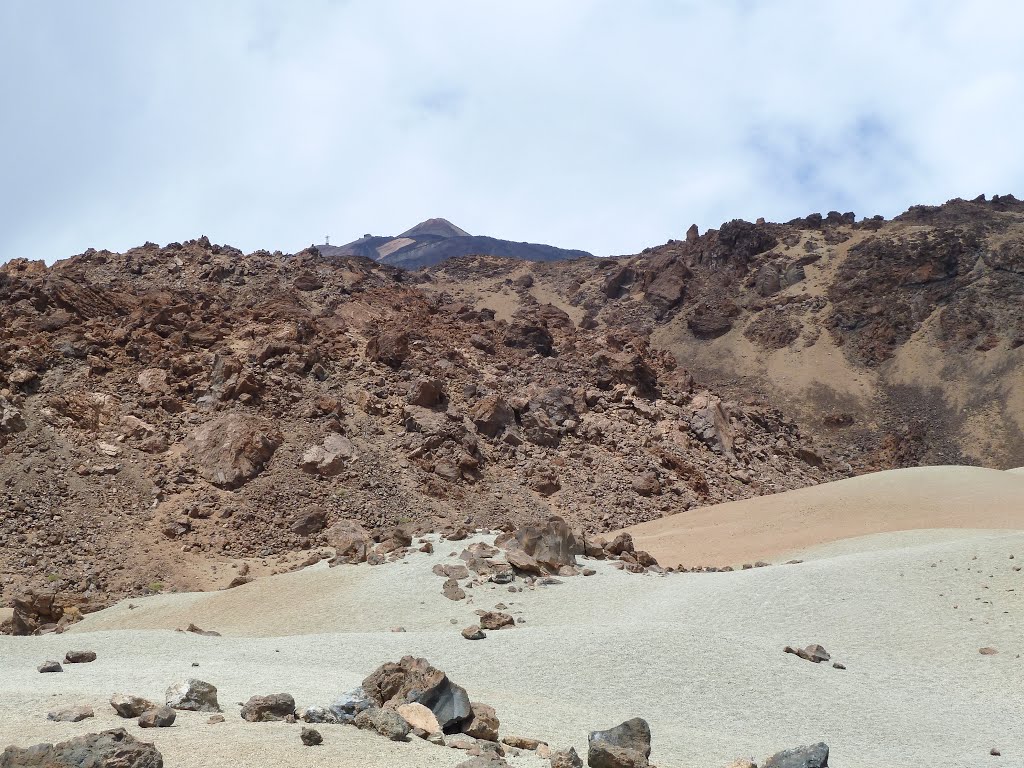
xmin=398 ymin=218 xmax=470 ymax=239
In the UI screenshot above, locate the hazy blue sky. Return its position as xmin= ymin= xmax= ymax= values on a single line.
xmin=2 ymin=0 xmax=1023 ymax=263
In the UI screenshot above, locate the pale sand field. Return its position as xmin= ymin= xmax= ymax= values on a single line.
xmin=1 ymin=467 xmax=1022 ymax=767
xmin=623 ymin=465 xmax=1024 ymax=566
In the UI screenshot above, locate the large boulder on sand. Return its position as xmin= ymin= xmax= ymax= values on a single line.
xmin=165 ymin=678 xmax=221 ymax=712
xmin=0 ymin=728 xmax=163 ymax=768
xmin=362 ymin=656 xmax=472 ymax=732
xmin=240 ymin=693 xmax=296 ymax=722
xmin=588 ymin=718 xmax=652 ymax=768
xmin=504 ymin=517 xmax=581 ymax=573
xmin=186 ymin=414 xmax=282 ymax=489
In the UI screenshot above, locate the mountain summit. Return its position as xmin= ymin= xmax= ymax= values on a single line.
xmin=318 ymin=218 xmax=591 ymax=269
xmin=397 ymin=218 xmax=471 ymax=239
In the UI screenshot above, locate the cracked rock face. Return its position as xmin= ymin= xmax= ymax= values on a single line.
xmin=185 ymin=414 xmax=282 ymax=489
xmin=588 ymin=718 xmax=652 ymax=768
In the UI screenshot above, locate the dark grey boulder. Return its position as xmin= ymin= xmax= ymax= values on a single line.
xmin=763 ymin=742 xmax=829 ymax=768
xmin=63 ymin=650 xmax=97 ymax=664
xmin=300 ymin=727 xmax=323 ymax=746
xmin=328 ymin=687 xmax=372 ymax=724
xmin=588 ymin=718 xmax=652 ymax=768
xmin=37 ymin=660 xmax=62 ymax=673
xmin=0 ymin=728 xmax=162 ymax=768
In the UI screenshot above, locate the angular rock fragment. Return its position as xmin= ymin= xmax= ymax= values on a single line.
xmin=47 ymin=705 xmax=94 ymax=723
xmin=111 ymin=694 xmax=157 ymax=718
xmin=762 ymin=742 xmax=829 ymax=768
xmin=462 ymin=702 xmax=500 ymax=742
xmin=550 ymin=746 xmax=583 ymax=768
xmin=165 ymin=678 xmax=221 ymax=712
xmin=588 ymin=718 xmax=652 ymax=768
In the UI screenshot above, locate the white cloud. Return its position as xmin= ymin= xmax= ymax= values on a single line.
xmin=1 ymin=0 xmax=1023 ymax=263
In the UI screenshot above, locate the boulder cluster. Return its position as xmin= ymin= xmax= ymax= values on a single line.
xmin=7 ymin=651 xmax=834 ymax=768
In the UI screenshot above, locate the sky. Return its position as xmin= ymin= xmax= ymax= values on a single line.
xmin=1 ymin=0 xmax=1023 ymax=264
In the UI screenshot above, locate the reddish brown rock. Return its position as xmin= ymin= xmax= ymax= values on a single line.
xmin=185 ymin=414 xmax=282 ymax=489
xmin=462 ymin=702 xmax=500 ymax=742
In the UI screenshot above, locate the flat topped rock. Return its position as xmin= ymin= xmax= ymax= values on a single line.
xmin=240 ymin=693 xmax=295 ymax=722
xmin=47 ymin=705 xmax=94 ymax=723
xmin=0 ymin=728 xmax=163 ymax=768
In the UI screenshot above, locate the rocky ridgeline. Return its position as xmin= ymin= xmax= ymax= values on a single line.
xmin=0 ymin=238 xmax=845 ymax=623
xmin=3 ymin=654 xmax=831 ymax=768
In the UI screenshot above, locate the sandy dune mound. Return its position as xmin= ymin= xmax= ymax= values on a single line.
xmin=2 ymin=527 xmax=1021 ymax=767
xmin=623 ymin=466 xmax=1024 ymax=567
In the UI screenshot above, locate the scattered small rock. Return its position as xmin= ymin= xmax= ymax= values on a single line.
xmin=111 ymin=694 xmax=157 ymax=718
xmin=38 ymin=660 xmax=63 ymax=673
xmin=165 ymin=678 xmax=221 ymax=712
xmin=64 ymin=650 xmax=97 ymax=664
xmin=478 ymin=611 xmax=514 ymax=630
xmin=979 ymin=647 xmax=999 ymax=655
xmin=208 ymin=714 xmax=225 ymax=724
xmin=462 ymin=625 xmax=486 ymax=640
xmin=301 ymin=727 xmax=324 ymax=746
xmin=138 ymin=706 xmax=176 ymax=728
xmin=47 ymin=705 xmax=94 ymax=723
xmin=763 ymin=742 xmax=829 ymax=768
xmin=443 ymin=578 xmax=467 ymax=601
xmin=549 ymin=746 xmax=583 ymax=768
xmin=502 ymin=735 xmax=547 ymax=750
xmin=784 ymin=644 xmax=830 ymax=663
xmin=240 ymin=693 xmax=296 ymax=722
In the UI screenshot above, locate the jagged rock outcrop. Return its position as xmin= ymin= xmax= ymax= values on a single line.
xmin=0 ymin=728 xmax=163 ymax=768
